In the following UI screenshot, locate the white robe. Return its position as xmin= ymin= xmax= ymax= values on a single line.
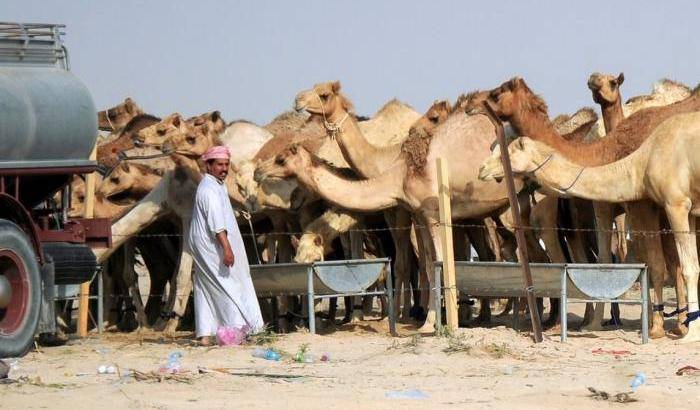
xmin=187 ymin=173 xmax=264 ymax=337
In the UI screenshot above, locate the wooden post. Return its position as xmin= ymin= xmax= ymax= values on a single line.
xmin=482 ymin=101 xmax=543 ymax=343
xmin=77 ymin=145 xmax=97 ymax=337
xmin=437 ymin=157 xmax=458 ymax=331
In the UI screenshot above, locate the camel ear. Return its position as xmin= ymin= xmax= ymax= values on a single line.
xmin=313 ymin=235 xmax=323 ymax=247
xmin=516 ymin=138 xmax=526 ymax=150
xmin=210 ymin=111 xmax=221 ymax=123
xmin=289 ymin=144 xmax=298 ymax=155
xmin=171 ymin=114 xmax=182 ymax=127
xmin=331 ymin=81 xmax=341 ymax=93
xmin=616 ymin=72 xmax=625 ymax=86
xmin=290 ymin=235 xmax=299 ymax=250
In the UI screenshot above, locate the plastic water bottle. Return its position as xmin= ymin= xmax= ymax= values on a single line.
xmin=630 ymin=372 xmax=646 ymax=391
xmin=166 ymin=351 xmax=183 ymax=372
xmin=252 ymin=348 xmax=280 ymax=361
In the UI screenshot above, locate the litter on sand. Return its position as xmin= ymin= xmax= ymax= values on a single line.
xmin=385 ymin=389 xmax=430 ymax=399
xmin=587 ymin=387 xmax=637 ymax=403
xmin=676 ymin=365 xmax=700 ymax=376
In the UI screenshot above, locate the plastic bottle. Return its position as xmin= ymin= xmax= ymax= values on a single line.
xmin=630 ymin=372 xmax=646 ymax=391
xmin=166 ymin=351 xmax=183 ymax=372
xmin=252 ymin=348 xmax=280 ymax=361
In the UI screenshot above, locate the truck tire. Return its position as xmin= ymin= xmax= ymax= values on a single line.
xmin=0 ymin=219 xmax=41 ymax=358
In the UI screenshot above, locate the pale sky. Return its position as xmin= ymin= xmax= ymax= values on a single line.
xmin=3 ymin=1 xmax=698 ymax=124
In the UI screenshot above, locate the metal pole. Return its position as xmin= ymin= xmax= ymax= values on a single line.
xmin=385 ymin=261 xmax=397 ymax=336
xmin=482 ymin=101 xmax=543 ymax=343
xmin=640 ymin=267 xmax=649 ymax=344
xmin=307 ymin=266 xmax=316 ymax=334
xmin=560 ymin=268 xmax=568 ymax=342
xmin=434 ymin=262 xmax=443 ymax=331
xmin=98 ymin=267 xmax=103 ymax=335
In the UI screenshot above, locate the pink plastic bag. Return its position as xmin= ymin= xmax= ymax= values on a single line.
xmin=216 ymin=325 xmax=249 ymax=346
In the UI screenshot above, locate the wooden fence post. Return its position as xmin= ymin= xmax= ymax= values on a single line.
xmin=77 ymin=145 xmax=97 ymax=337
xmin=437 ymin=157 xmax=458 ymax=331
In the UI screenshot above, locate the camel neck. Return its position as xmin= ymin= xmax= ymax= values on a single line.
xmin=328 ymin=113 xmax=403 ymax=178
xmin=601 ymin=100 xmax=624 ymax=132
xmin=509 ymin=109 xmax=612 ymax=166
xmin=529 ymin=142 xmax=649 ymax=202
xmin=294 ymin=160 xmax=405 ymax=211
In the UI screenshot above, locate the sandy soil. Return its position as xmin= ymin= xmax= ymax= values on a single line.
xmin=3 ymin=298 xmax=700 ymax=410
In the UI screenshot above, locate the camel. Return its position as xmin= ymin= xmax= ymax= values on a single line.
xmin=96 ymin=114 xmax=162 ymax=168
xmin=255 ymin=82 xmax=519 ymax=333
xmin=477 ymin=111 xmax=700 ymax=342
xmin=98 ymin=162 xmax=164 ymax=203
xmin=587 ymin=72 xmax=688 ymax=334
xmin=98 ymin=98 xmax=144 ymax=132
xmin=585 ymin=78 xmax=691 ymax=141
xmin=482 ymin=77 xmax=700 ymax=336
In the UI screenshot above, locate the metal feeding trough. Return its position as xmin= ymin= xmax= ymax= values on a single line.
xmin=434 ymin=262 xmax=648 ymax=343
xmin=250 ymin=258 xmax=395 ymax=335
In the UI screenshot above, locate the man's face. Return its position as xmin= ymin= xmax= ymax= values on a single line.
xmin=206 ymin=158 xmax=230 ymax=181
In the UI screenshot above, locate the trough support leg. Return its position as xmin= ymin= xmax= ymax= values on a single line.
xmin=434 ymin=263 xmax=442 ymax=332
xmin=98 ymin=267 xmax=103 ymax=335
xmin=307 ymin=267 xmax=316 ymax=334
xmin=386 ymin=261 xmax=396 ymax=336
xmin=561 ymin=268 xmax=568 ymax=343
xmin=641 ymin=267 xmax=649 ymax=344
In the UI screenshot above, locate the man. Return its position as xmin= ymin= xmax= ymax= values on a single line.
xmin=188 ymin=145 xmax=264 ymax=346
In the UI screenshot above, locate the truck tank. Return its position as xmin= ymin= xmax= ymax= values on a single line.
xmin=0 ymin=23 xmax=98 ymax=207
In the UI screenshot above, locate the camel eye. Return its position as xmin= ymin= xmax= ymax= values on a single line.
xmin=110 ymin=177 xmax=120 ymax=184
xmin=186 ymin=135 xmax=196 ymax=144
xmin=157 ymin=128 xmax=167 ymax=136
xmin=320 ymin=93 xmax=328 ymax=101
xmin=275 ymin=157 xmax=285 ymax=165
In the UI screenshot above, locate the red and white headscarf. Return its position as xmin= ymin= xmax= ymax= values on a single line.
xmin=202 ymin=145 xmax=230 ymax=161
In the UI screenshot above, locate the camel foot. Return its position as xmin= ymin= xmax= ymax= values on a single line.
xmin=603 ymin=317 xmax=623 ymax=328
xmin=163 ymin=319 xmax=179 ymax=336
xmin=649 ymin=325 xmax=667 ymax=339
xmin=276 ymin=317 xmax=290 ymax=334
xmin=350 ymin=310 xmax=364 ymax=324
xmin=669 ymin=323 xmax=687 ymax=337
xmin=544 ymin=322 xmax=561 ymax=333
xmin=417 ymin=322 xmax=435 ymax=334
xmin=580 ymin=322 xmax=605 ymax=332
xmin=542 ymin=315 xmax=559 ymax=331
xmin=678 ymin=322 xmax=700 ymax=343
xmin=117 ymin=311 xmax=139 ymax=332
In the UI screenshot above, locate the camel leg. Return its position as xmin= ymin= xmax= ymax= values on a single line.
xmin=121 ymin=242 xmax=149 ymax=330
xmin=463 ymin=221 xmax=494 ymax=325
xmin=664 ymin=204 xmax=700 ymax=343
xmin=661 ymin=213 xmax=688 ymax=336
xmin=385 ymin=209 xmax=414 ymax=322
xmin=582 ymin=202 xmax=615 ymax=330
xmin=626 ymin=202 xmax=668 ymax=338
xmin=416 ymin=215 xmax=441 ymax=334
xmin=160 ymin=249 xmax=194 ymax=335
xmin=412 ymin=224 xmax=429 ymax=320
xmin=613 ymin=213 xmax=628 ymax=262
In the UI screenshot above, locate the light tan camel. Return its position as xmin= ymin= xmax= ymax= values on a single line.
xmin=97 ymin=162 xmax=164 ymax=204
xmin=98 ymin=98 xmax=144 ymax=132
xmin=482 ymin=77 xmax=700 ymax=336
xmin=254 ymin=92 xmax=516 ymax=332
xmin=478 ymin=112 xmax=700 ymax=342
xmin=588 ymin=72 xmax=688 ymax=335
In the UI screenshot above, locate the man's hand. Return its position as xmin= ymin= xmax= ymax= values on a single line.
xmin=223 ymin=246 xmax=235 ymax=267
xmin=216 ymin=231 xmax=235 ymax=267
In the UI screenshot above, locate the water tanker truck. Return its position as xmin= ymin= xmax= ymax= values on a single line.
xmin=0 ymin=22 xmax=111 ymax=357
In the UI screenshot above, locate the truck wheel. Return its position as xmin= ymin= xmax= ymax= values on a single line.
xmin=0 ymin=220 xmax=41 ymax=358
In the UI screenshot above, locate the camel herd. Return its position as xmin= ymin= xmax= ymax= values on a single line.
xmin=77 ymin=73 xmax=699 ymax=343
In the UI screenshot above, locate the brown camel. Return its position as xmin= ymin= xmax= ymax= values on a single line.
xmin=482 ymin=77 xmax=700 ymax=337
xmin=98 ymin=98 xmax=144 ymax=132
xmin=478 ymin=111 xmax=700 ymax=343
xmin=96 ymin=114 xmax=162 ymax=168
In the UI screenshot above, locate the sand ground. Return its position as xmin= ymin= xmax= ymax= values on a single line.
xmin=3 ymin=296 xmax=700 ymax=410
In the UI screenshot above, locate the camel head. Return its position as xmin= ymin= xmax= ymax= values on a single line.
xmin=408 ymin=100 xmax=452 ymax=137
xmin=188 ymin=111 xmax=226 ymax=138
xmin=294 ymin=233 xmax=328 ymax=263
xmin=98 ymin=162 xmax=162 ymax=204
xmin=456 ymin=90 xmax=490 ymax=114
xmin=98 ymin=97 xmax=143 ymax=131
xmin=134 ymin=113 xmax=191 ymax=151
xmin=486 ymin=77 xmax=548 ymax=121
xmin=254 ymin=143 xmax=311 ymax=183
xmin=478 ymin=137 xmax=548 ymax=182
xmin=588 ymin=72 xmax=624 ymax=106
xmin=294 ymin=81 xmax=355 ymax=124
